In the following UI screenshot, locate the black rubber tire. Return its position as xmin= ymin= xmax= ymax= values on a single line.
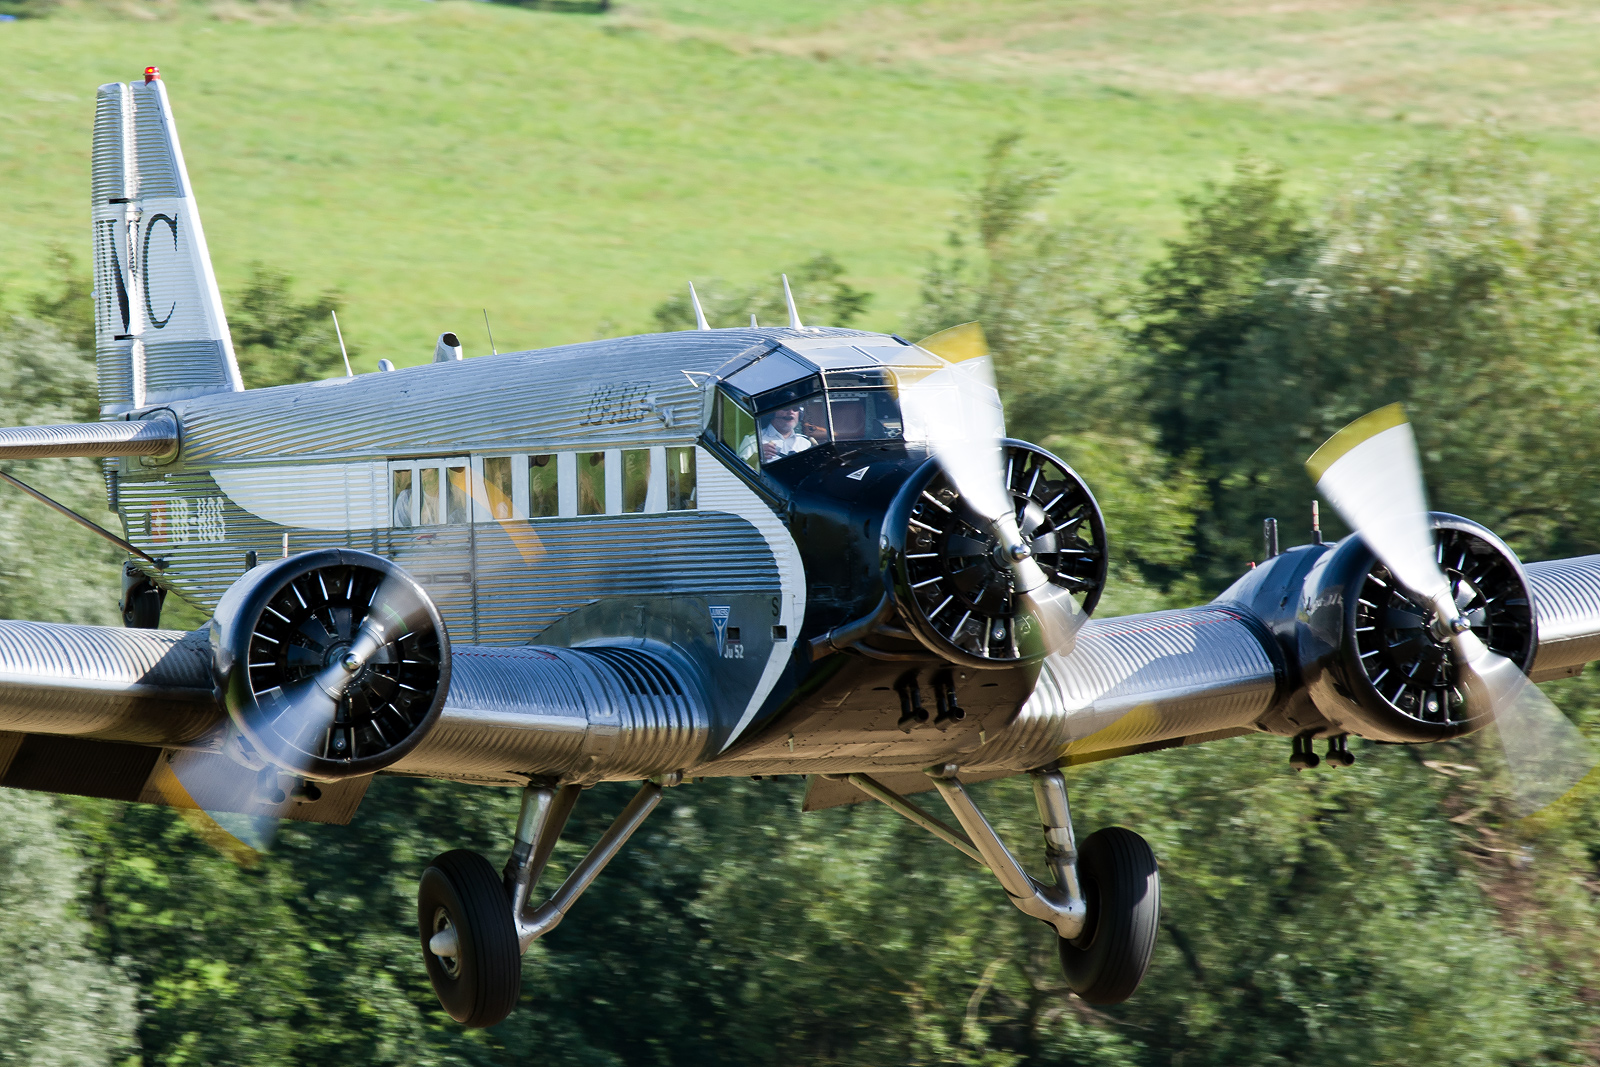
xmin=1059 ymin=826 xmax=1160 ymax=1006
xmin=123 ymin=587 xmax=163 ymax=629
xmin=417 ymin=849 xmax=522 ymax=1027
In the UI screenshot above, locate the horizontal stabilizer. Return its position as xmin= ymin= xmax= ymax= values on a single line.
xmin=0 ymin=417 xmax=178 ymax=460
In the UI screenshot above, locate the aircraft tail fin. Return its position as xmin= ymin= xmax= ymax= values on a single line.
xmin=91 ymin=71 xmax=243 ymax=415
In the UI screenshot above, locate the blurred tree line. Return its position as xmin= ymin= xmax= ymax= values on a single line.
xmin=3 ymin=131 xmax=1600 ymax=1065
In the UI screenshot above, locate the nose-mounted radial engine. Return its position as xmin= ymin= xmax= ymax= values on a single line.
xmin=883 ymin=443 xmax=1107 ymax=666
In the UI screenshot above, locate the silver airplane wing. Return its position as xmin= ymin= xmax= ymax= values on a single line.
xmin=0 ymin=621 xmax=712 ymax=821
xmin=805 ymin=551 xmax=1600 ymax=811
xmin=1525 ymin=555 xmax=1600 ymax=681
xmin=0 ymin=621 xmax=369 ymax=823
xmin=4 ymin=556 xmax=1600 ymax=818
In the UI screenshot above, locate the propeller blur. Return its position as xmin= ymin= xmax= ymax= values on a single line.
xmin=1308 ymin=403 xmax=1597 ymax=815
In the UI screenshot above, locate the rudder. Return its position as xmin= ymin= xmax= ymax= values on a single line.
xmin=91 ymin=70 xmax=242 ymax=416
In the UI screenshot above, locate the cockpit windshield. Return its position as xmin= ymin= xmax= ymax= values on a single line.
xmin=822 ymin=369 xmax=903 ymax=444
xmin=712 ymin=337 xmax=999 ymax=471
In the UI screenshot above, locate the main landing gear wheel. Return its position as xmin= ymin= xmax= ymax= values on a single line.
xmin=1059 ymin=827 xmax=1160 ymax=1005
xmin=417 ymin=849 xmax=521 ymax=1027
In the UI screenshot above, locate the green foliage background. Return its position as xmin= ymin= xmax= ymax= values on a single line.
xmin=5 ymin=1 xmax=1600 ymax=1064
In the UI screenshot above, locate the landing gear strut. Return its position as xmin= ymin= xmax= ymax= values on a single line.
xmin=845 ymin=765 xmax=1160 ymax=1005
xmin=417 ymin=775 xmax=673 ymax=1028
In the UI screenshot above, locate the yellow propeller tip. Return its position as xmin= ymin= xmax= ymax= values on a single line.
xmin=1515 ymin=759 xmax=1600 ymax=835
xmin=915 ymin=321 xmax=989 ymax=364
xmin=1305 ymin=403 xmax=1410 ymax=484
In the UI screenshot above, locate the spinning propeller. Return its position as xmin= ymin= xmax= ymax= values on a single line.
xmin=164 ymin=554 xmax=449 ymax=864
xmin=1307 ymin=404 xmax=1596 ymax=816
xmin=904 ymin=323 xmax=1087 ymax=658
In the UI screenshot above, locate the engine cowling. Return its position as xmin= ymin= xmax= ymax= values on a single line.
xmin=211 ymin=549 xmax=450 ymax=779
xmin=1298 ymin=513 xmax=1536 ymax=743
xmin=881 ymin=441 xmax=1108 ymax=668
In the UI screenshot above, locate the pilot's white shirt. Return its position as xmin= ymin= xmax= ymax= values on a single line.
xmin=762 ymin=424 xmax=814 ymax=456
xmin=741 ymin=424 xmax=814 ymax=463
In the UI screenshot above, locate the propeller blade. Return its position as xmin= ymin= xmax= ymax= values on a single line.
xmin=1307 ymin=404 xmax=1596 ymax=817
xmin=1306 ymin=403 xmax=1451 ymax=604
xmin=904 ymin=323 xmax=1087 ymax=657
xmin=154 ymin=749 xmax=290 ymax=867
xmin=899 ymin=330 xmax=1010 ymax=522
xmin=1446 ymin=629 xmax=1596 ymax=817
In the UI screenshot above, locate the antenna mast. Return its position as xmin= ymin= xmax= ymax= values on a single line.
xmin=331 ymin=311 xmax=353 ymax=376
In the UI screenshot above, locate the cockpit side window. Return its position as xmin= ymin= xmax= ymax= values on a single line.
xmin=717 ymin=390 xmax=759 ymax=472
xmin=709 ymin=355 xmax=918 ymax=471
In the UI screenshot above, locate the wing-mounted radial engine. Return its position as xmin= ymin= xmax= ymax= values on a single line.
xmin=211 ymin=549 xmax=450 ymax=779
xmin=1297 ymin=514 xmax=1536 ymax=744
xmin=881 ymin=442 xmax=1107 ymax=666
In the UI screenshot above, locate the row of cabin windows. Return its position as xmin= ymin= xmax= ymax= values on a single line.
xmin=389 ymin=447 xmax=696 ymax=528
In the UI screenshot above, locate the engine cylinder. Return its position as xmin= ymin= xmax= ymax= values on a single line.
xmin=1298 ymin=513 xmax=1536 ymax=743
xmin=881 ymin=441 xmax=1107 ymax=668
xmin=211 ymin=549 xmax=450 ymax=779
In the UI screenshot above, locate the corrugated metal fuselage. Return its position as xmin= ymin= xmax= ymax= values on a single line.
xmin=95 ymin=324 xmax=1470 ymax=790
xmin=91 ymin=324 xmax=1276 ymax=787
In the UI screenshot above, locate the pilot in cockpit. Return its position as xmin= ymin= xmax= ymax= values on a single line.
xmin=740 ymin=404 xmax=815 ymax=465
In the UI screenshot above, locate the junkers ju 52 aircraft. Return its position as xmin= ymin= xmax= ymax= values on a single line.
xmin=3 ymin=68 xmax=1599 ymax=1027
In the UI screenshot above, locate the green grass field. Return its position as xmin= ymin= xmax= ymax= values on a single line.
xmin=2 ymin=0 xmax=1596 ymax=367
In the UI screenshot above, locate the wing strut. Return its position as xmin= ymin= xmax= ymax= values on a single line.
xmin=0 ymin=470 xmax=163 ymax=568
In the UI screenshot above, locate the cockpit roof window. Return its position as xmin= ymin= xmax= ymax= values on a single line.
xmin=780 ymin=336 xmax=942 ymax=370
xmin=721 ymin=349 xmax=814 ymax=403
xmin=718 ymin=337 xmax=943 ymax=407
xmin=752 ymin=374 xmax=824 ymax=414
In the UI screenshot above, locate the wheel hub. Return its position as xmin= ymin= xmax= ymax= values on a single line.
xmin=430 ymin=908 xmax=460 ymax=979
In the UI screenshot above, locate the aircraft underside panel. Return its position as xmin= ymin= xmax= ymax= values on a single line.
xmin=710 ymin=604 xmax=1283 ymax=785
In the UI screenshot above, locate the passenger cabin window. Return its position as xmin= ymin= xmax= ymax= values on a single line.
xmin=576 ymin=452 xmax=605 ymax=515
xmin=622 ymin=449 xmax=651 ymax=513
xmin=419 ymin=467 xmax=440 ymax=524
xmin=446 ymin=465 xmax=469 ymax=524
xmin=388 ymin=446 xmax=696 ymax=528
xmin=391 ymin=468 xmax=413 ymax=527
xmin=389 ymin=457 xmax=471 ymax=526
xmin=528 ymin=455 xmax=558 ymax=518
xmin=482 ymin=456 xmax=513 ymax=520
xmin=666 ymin=447 xmax=695 ymax=510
